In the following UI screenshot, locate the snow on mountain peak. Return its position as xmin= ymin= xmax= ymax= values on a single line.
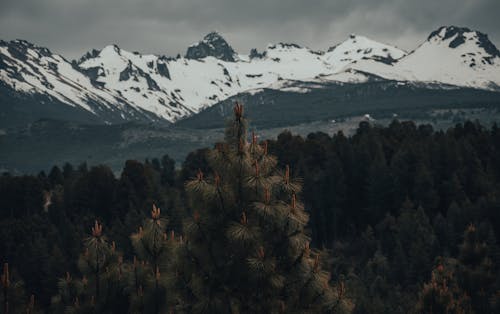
xmin=185 ymin=31 xmax=237 ymax=62
xmin=102 ymin=44 xmax=122 ymax=54
xmin=427 ymin=26 xmax=500 ymax=62
xmin=1 ymin=27 xmax=499 ymax=127
xmin=1 ymin=39 xmax=55 ymax=62
xmin=428 ymin=26 xmax=473 ymax=42
xmin=324 ymin=34 xmax=406 ymax=71
xmin=349 ymin=26 xmax=500 ymax=90
xmin=0 ymin=39 xmax=131 ymax=115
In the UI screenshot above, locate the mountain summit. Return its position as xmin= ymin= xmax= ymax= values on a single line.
xmin=427 ymin=26 xmax=500 ymax=63
xmin=324 ymin=34 xmax=406 ymax=70
xmin=346 ymin=26 xmax=500 ymax=89
xmin=185 ymin=31 xmax=237 ymax=62
xmin=1 ymin=26 xmax=499 ymax=128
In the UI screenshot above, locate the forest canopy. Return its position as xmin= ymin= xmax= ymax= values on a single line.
xmin=1 ymin=110 xmax=500 ymax=313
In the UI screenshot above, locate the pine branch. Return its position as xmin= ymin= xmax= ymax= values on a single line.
xmin=194 ymin=219 xmax=222 ymax=271
xmin=215 ymin=176 xmax=227 ymax=214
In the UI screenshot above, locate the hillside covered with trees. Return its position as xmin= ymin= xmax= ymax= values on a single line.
xmin=2 ymin=106 xmax=500 ymax=313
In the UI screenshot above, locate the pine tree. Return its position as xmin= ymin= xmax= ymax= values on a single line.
xmin=160 ymin=155 xmax=176 ymax=186
xmin=128 ymin=204 xmax=182 ymax=313
xmin=396 ymin=202 xmax=437 ymax=284
xmin=1 ymin=263 xmax=20 ymax=314
xmin=413 ymin=162 xmax=438 ymax=211
xmin=457 ymin=224 xmax=496 ymax=313
xmin=178 ymin=103 xmax=352 ymax=313
xmin=415 ymin=259 xmax=471 ymax=314
xmin=48 ymin=166 xmax=64 ymax=187
xmin=0 ymin=263 xmax=41 ymax=314
xmin=25 ymin=294 xmax=42 ymax=314
xmin=366 ymin=144 xmax=394 ymax=226
xmin=52 ymin=221 xmax=125 ymax=313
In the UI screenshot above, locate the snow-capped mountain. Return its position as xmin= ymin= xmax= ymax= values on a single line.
xmin=76 ymin=44 xmax=198 ymax=121
xmin=349 ymin=26 xmax=500 ymax=89
xmin=324 ymin=34 xmax=406 ymax=69
xmin=0 ymin=39 xmax=119 ymax=113
xmin=0 ymin=39 xmax=176 ymax=124
xmin=1 ymin=26 xmax=499 ymax=126
xmin=74 ymin=31 xmax=406 ymax=122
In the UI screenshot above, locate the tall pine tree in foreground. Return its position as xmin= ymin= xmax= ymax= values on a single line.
xmin=178 ymin=103 xmax=351 ymax=313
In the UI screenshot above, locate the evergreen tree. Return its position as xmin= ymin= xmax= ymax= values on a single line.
xmin=353 ymin=250 xmax=392 ymax=314
xmin=178 ymin=103 xmax=351 ymax=313
xmin=458 ymin=224 xmax=496 ymax=313
xmin=433 ymin=213 xmax=453 ymax=256
xmin=416 ymin=259 xmax=471 ymax=314
xmin=128 ymin=204 xmax=181 ymax=313
xmin=413 ymin=163 xmax=438 ymax=212
xmin=48 ymin=166 xmax=64 ymax=187
xmin=366 ymin=143 xmax=394 ymax=225
xmin=0 ymin=263 xmax=41 ymax=314
xmin=160 ymin=155 xmax=176 ymax=186
xmin=179 ymin=148 xmax=211 ymax=186
xmin=52 ymin=221 xmax=125 ymax=313
xmin=396 ymin=203 xmax=437 ymax=284
xmin=1 ymin=263 xmax=22 ymax=314
xmin=62 ymin=163 xmax=75 ymax=180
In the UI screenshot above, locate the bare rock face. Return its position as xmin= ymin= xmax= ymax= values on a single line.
xmin=185 ymin=32 xmax=237 ymax=62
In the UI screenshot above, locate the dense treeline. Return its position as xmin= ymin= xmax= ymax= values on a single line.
xmin=0 ymin=157 xmax=184 ymax=311
xmin=268 ymin=120 xmax=500 ymax=313
xmin=1 ymin=117 xmax=500 ymax=313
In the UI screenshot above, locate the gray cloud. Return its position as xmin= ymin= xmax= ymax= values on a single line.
xmin=1 ymin=0 xmax=499 ymax=59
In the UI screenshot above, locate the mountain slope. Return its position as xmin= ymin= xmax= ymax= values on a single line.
xmin=0 ymin=40 xmax=169 ymax=126
xmin=77 ymin=44 xmax=198 ymax=121
xmin=350 ymin=26 xmax=500 ymax=89
xmin=324 ymin=34 xmax=406 ymax=70
xmin=177 ymin=80 xmax=500 ymax=129
xmin=1 ymin=26 xmax=499 ymax=127
xmin=75 ymin=34 xmax=403 ymax=123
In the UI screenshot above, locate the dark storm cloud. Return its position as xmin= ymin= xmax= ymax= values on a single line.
xmin=1 ymin=0 xmax=499 ymax=59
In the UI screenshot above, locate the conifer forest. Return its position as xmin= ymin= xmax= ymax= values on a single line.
xmin=2 ymin=104 xmax=500 ymax=313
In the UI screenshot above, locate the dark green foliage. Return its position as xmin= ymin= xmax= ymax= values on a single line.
xmin=48 ymin=166 xmax=64 ymax=187
xmin=51 ymin=221 xmax=127 ymax=313
xmin=128 ymin=205 xmax=182 ymax=313
xmin=178 ymin=104 xmax=351 ymax=313
xmin=0 ymin=154 xmax=183 ymax=310
xmin=2 ymin=117 xmax=500 ymax=312
xmin=457 ymin=224 xmax=496 ymax=313
xmin=1 ymin=263 xmax=26 ymax=314
xmin=416 ymin=259 xmax=471 ymax=314
xmin=267 ymin=120 xmax=500 ymax=313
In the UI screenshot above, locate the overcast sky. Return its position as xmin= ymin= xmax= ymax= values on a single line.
xmin=1 ymin=0 xmax=499 ymax=59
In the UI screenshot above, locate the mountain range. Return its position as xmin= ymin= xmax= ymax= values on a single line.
xmin=1 ymin=26 xmax=500 ymax=128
